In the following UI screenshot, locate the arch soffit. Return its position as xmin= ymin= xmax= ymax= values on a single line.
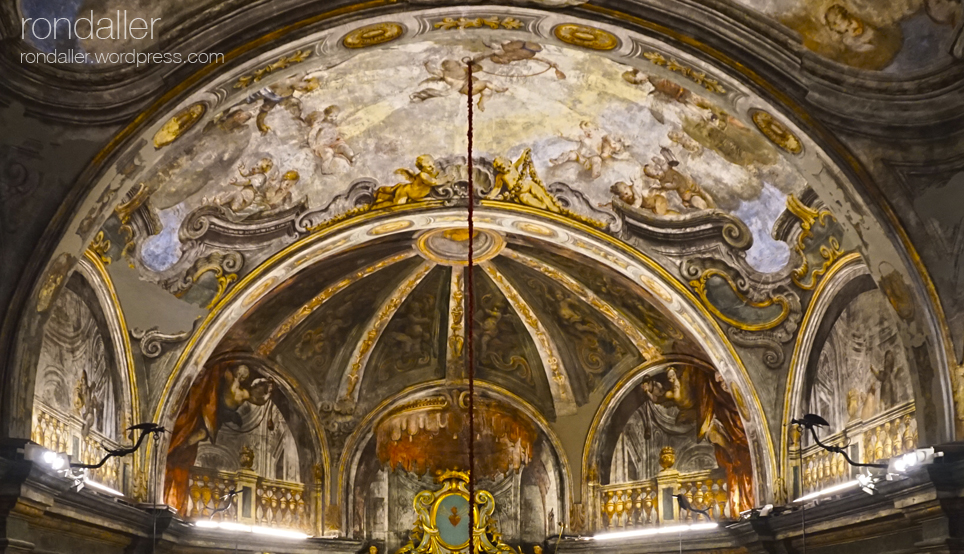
xmin=336 ymin=378 xmax=575 ymax=529
xmin=781 ymin=253 xmax=872 ymax=459
xmin=582 ymin=355 xmax=769 ymax=504
xmin=150 ymin=207 xmax=776 ymax=503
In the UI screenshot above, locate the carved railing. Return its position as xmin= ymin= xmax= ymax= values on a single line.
xmin=599 ymin=480 xmax=658 ymax=529
xmin=32 ymin=407 xmax=123 ymax=492
xmin=678 ymin=472 xmax=729 ymax=522
xmin=185 ymin=467 xmax=310 ymax=533
xmin=796 ymin=402 xmax=917 ymax=495
xmin=257 ymin=480 xmax=309 ymax=531
xmin=186 ymin=468 xmax=239 ymax=522
xmin=596 ymin=468 xmax=728 ymax=532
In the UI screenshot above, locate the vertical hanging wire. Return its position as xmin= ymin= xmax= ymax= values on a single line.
xmin=465 ymin=58 xmax=477 ymax=554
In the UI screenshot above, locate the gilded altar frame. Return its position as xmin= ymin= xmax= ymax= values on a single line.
xmin=397 ymin=471 xmax=517 ymax=554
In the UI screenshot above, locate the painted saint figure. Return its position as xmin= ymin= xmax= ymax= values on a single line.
xmin=163 ymin=362 xmax=272 ymax=514
xmin=642 ymin=366 xmax=754 ymax=516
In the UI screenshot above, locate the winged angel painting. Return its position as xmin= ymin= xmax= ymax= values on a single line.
xmin=116 ymin=36 xmax=809 ymax=283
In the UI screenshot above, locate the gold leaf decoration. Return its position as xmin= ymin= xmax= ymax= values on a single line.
xmin=342 ymin=22 xmax=405 ymax=49
xmin=642 ymin=51 xmax=726 ymax=94
xmin=553 ymin=23 xmax=619 ymax=51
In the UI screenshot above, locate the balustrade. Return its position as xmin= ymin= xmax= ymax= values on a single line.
xmin=185 ymin=466 xmax=311 ymax=533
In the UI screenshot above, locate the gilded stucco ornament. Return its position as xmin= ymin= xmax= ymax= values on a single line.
xmin=683 ymin=258 xmax=803 ymax=368
xmin=785 ymin=194 xmax=847 ymax=290
xmin=234 ymin=50 xmax=311 ymax=89
xmin=553 ymin=23 xmax=619 ymax=50
xmin=396 ymin=471 xmax=519 ymax=554
xmin=433 ymin=16 xmax=522 ymax=31
xmin=342 ymin=22 xmax=405 ymax=48
xmin=153 ymin=103 xmax=206 ymax=149
xmin=642 ymin=51 xmax=726 ymax=94
xmin=88 ymin=231 xmax=112 ymax=265
xmin=750 ymin=109 xmax=803 ymax=154
xmin=36 ymin=252 xmax=75 ymax=313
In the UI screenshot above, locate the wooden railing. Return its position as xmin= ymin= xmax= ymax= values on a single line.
xmin=596 ymin=468 xmax=728 ymax=532
xmin=796 ymin=402 xmax=917 ymax=495
xmin=185 ymin=467 xmax=310 ymax=533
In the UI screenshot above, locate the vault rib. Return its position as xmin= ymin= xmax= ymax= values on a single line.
xmin=480 ymin=261 xmax=578 ymax=416
xmin=445 ymin=268 xmax=466 ymax=380
xmin=501 ymin=248 xmax=661 ymax=361
xmin=337 ymin=260 xmax=436 ymax=404
xmin=256 ymin=251 xmax=416 ymax=357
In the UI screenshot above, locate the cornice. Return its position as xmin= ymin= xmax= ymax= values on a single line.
xmin=0 ymin=0 xmax=961 ymax=130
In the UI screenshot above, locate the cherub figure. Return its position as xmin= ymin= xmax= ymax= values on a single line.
xmin=215 ymin=158 xmax=274 ymax=212
xmin=306 ymin=105 xmax=355 ymax=174
xmin=480 ymin=40 xmax=566 ymax=80
xmin=243 ymin=74 xmax=321 ymax=134
xmin=488 ymin=148 xmax=561 ymax=213
xmin=371 ymin=155 xmax=444 ymax=209
xmin=410 ymin=59 xmax=507 ymax=111
xmin=642 ymin=150 xmax=714 ymax=211
xmin=551 ymin=121 xmax=627 ymax=179
xmin=212 ymin=158 xmax=301 ymax=214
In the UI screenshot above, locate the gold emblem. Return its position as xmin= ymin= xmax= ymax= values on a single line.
xmin=750 ymin=109 xmax=803 ymax=154
xmin=153 ymin=103 xmax=205 ymax=149
xmin=553 ymin=23 xmax=619 ymax=51
xmin=342 ymin=22 xmax=405 ymax=48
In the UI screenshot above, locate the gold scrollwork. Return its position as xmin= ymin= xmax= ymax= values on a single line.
xmin=342 ymin=22 xmax=405 ymax=49
xmin=786 ymin=194 xmax=845 ymax=290
xmin=234 ymin=50 xmax=311 ymax=89
xmin=433 ymin=16 xmax=522 ymax=30
xmin=447 ymin=271 xmax=466 ymax=367
xmin=503 ymin=249 xmax=661 ymax=360
xmin=642 ymin=51 xmax=726 ymax=94
xmin=689 ymin=268 xmax=791 ymax=331
xmin=88 ymin=231 xmax=112 ymax=265
xmin=553 ymin=23 xmax=619 ymax=51
xmin=397 ymin=471 xmax=518 ymax=554
xmin=750 ymin=109 xmax=802 ymax=155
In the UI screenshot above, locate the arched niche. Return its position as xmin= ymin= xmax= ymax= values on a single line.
xmin=30 ymin=253 xmax=137 ymax=495
xmin=339 ymin=381 xmax=572 ymax=552
xmin=157 ymin=352 xmax=328 ymax=534
xmin=584 ymin=356 xmax=760 ymax=529
xmin=783 ymin=256 xmax=918 ymax=498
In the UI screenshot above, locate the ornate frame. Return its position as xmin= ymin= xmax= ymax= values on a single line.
xmin=397 ymin=471 xmax=517 ymax=554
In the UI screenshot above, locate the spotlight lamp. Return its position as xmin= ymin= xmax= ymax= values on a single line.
xmin=887 ymin=447 xmax=942 ymax=475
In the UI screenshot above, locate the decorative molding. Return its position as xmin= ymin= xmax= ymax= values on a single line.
xmin=130 ymin=326 xmax=192 ymax=359
xmin=233 ymin=50 xmax=311 ymax=89
xmin=341 ymin=22 xmax=405 ymax=49
xmin=642 ymin=51 xmax=726 ymax=94
xmin=338 ymin=261 xmax=435 ymax=403
xmin=553 ymin=23 xmax=619 ymax=51
xmin=257 ymin=251 xmax=415 ymax=357
xmin=481 ymin=261 xmax=578 ymax=416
